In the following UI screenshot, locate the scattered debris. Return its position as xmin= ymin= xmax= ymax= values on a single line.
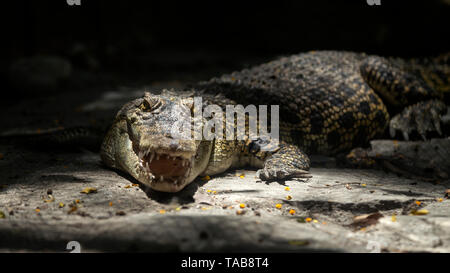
xmin=80 ymin=187 xmax=97 ymax=194
xmin=43 ymin=194 xmax=55 ymax=203
xmin=201 ymin=176 xmax=211 ymax=181
xmin=391 ymin=214 xmax=397 ymax=222
xmin=68 ymin=205 xmax=77 ymax=214
xmin=350 ymin=212 xmax=383 ymax=229
xmin=116 ymin=211 xmax=126 ymax=216
xmin=236 ymin=210 xmax=246 ymax=215
xmin=411 ymin=209 xmax=429 ymax=216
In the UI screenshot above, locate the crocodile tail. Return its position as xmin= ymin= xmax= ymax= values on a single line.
xmin=0 ymin=126 xmax=105 ymax=152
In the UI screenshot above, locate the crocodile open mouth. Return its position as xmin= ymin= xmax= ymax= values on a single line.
xmin=137 ymin=150 xmax=192 ymax=186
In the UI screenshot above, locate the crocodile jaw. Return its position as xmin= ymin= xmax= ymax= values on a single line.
xmin=135 ymin=141 xmax=213 ymax=192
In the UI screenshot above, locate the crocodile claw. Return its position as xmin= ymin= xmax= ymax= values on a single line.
xmin=389 ymin=100 xmax=446 ymax=141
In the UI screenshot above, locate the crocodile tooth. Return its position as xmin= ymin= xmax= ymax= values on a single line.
xmin=156 ymin=154 xmax=160 ymax=160
xmin=173 ymin=179 xmax=178 ymax=184
xmin=149 ymin=152 xmax=155 ymax=163
xmin=160 ymin=176 xmax=164 ymax=182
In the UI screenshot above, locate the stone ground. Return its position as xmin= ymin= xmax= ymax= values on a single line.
xmin=1 ymin=69 xmax=450 ymax=253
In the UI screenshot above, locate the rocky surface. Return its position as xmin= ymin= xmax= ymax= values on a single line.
xmin=1 ymin=83 xmax=449 ymax=253
xmin=0 ymin=147 xmax=449 ymax=252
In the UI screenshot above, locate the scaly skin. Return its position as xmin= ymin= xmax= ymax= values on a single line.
xmin=101 ymin=51 xmax=449 ymax=192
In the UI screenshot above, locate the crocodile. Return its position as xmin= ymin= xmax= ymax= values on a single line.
xmin=99 ymin=51 xmax=449 ymax=192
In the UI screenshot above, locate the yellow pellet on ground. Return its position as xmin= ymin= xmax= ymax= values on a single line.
xmin=361 ymin=184 xmax=367 ymax=187
xmin=159 ymin=209 xmax=166 ymax=214
xmin=124 ymin=185 xmax=132 ymax=189
xmin=202 ymin=176 xmax=211 ymax=181
xmin=305 ymin=217 xmax=312 ymax=222
xmin=391 ymin=214 xmax=397 ymax=222
xmin=206 ymin=190 xmax=212 ymax=193
xmin=239 ymin=175 xmax=245 ymax=179
xmin=75 ymin=199 xmax=81 ymax=204
xmin=322 ymin=222 xmax=327 ymax=225
xmin=275 ymin=204 xmax=282 ymax=209
xmin=415 ymin=201 xmax=421 ymax=206
xmin=285 ymin=187 xmax=290 ymax=191
xmin=212 ymin=191 xmax=217 ymax=194
xmin=35 ymin=208 xmax=40 ymax=213
xmin=239 ymin=203 xmax=246 ymax=208
xmin=438 ymin=198 xmax=443 ymax=202
xmin=175 ymin=207 xmax=181 ymax=211
xmin=59 ymin=202 xmax=65 ymax=208
xmin=289 ymin=209 xmax=295 ymax=215
xmin=109 ymin=202 xmax=113 ymax=207
xmin=286 ymin=195 xmax=292 ymax=200
xmin=313 ymin=219 xmax=319 ymax=223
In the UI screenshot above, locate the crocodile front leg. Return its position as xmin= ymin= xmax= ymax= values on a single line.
xmin=249 ymin=139 xmax=311 ymax=181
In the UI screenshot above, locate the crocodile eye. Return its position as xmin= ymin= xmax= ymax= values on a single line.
xmin=140 ymin=98 xmax=162 ymax=112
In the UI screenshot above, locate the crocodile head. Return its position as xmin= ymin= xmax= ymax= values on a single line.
xmin=102 ymin=91 xmax=213 ymax=192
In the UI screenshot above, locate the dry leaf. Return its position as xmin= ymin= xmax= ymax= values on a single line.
xmin=411 ymin=209 xmax=429 ymax=215
xmin=80 ymin=187 xmax=97 ymax=194
xmin=350 ymin=212 xmax=383 ymax=229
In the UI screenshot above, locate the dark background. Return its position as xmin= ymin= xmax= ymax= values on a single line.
xmin=1 ymin=0 xmax=449 ymax=98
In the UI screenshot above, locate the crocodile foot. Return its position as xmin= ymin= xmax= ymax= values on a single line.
xmin=390 ymin=99 xmax=447 ymax=141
